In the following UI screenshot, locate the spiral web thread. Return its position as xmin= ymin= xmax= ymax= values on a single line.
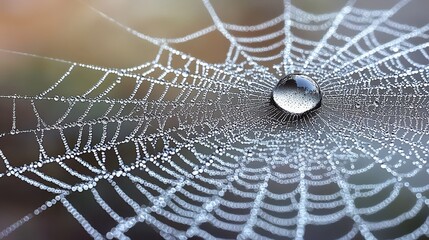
xmin=0 ymin=0 xmax=429 ymax=239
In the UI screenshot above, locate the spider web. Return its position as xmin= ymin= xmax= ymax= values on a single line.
xmin=0 ymin=0 xmax=429 ymax=239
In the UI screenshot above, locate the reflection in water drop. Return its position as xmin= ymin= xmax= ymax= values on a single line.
xmin=272 ymin=74 xmax=322 ymax=115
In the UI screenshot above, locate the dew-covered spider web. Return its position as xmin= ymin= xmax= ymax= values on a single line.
xmin=0 ymin=0 xmax=429 ymax=239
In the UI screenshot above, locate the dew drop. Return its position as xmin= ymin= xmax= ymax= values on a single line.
xmin=272 ymin=74 xmax=322 ymax=115
xmin=390 ymin=46 xmax=400 ymax=52
xmin=182 ymin=70 xmax=189 ymax=77
xmin=355 ymin=103 xmax=361 ymax=109
xmin=373 ymin=100 xmax=379 ymax=107
xmin=101 ymin=117 xmax=109 ymax=125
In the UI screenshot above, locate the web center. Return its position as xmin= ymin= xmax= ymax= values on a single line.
xmin=271 ymin=74 xmax=322 ymax=115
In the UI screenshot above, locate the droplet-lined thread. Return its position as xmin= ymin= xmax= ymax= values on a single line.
xmin=272 ymin=74 xmax=322 ymax=115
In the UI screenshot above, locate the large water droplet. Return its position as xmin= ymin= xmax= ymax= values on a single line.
xmin=272 ymin=74 xmax=322 ymax=115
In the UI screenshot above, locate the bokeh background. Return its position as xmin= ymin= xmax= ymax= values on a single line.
xmin=0 ymin=0 xmax=428 ymax=239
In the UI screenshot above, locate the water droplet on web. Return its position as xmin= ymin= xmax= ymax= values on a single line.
xmin=272 ymin=74 xmax=322 ymax=115
xmin=355 ymin=103 xmax=361 ymax=109
xmin=101 ymin=117 xmax=109 ymax=125
xmin=182 ymin=70 xmax=189 ymax=77
xmin=373 ymin=100 xmax=379 ymax=107
xmin=390 ymin=46 xmax=400 ymax=52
